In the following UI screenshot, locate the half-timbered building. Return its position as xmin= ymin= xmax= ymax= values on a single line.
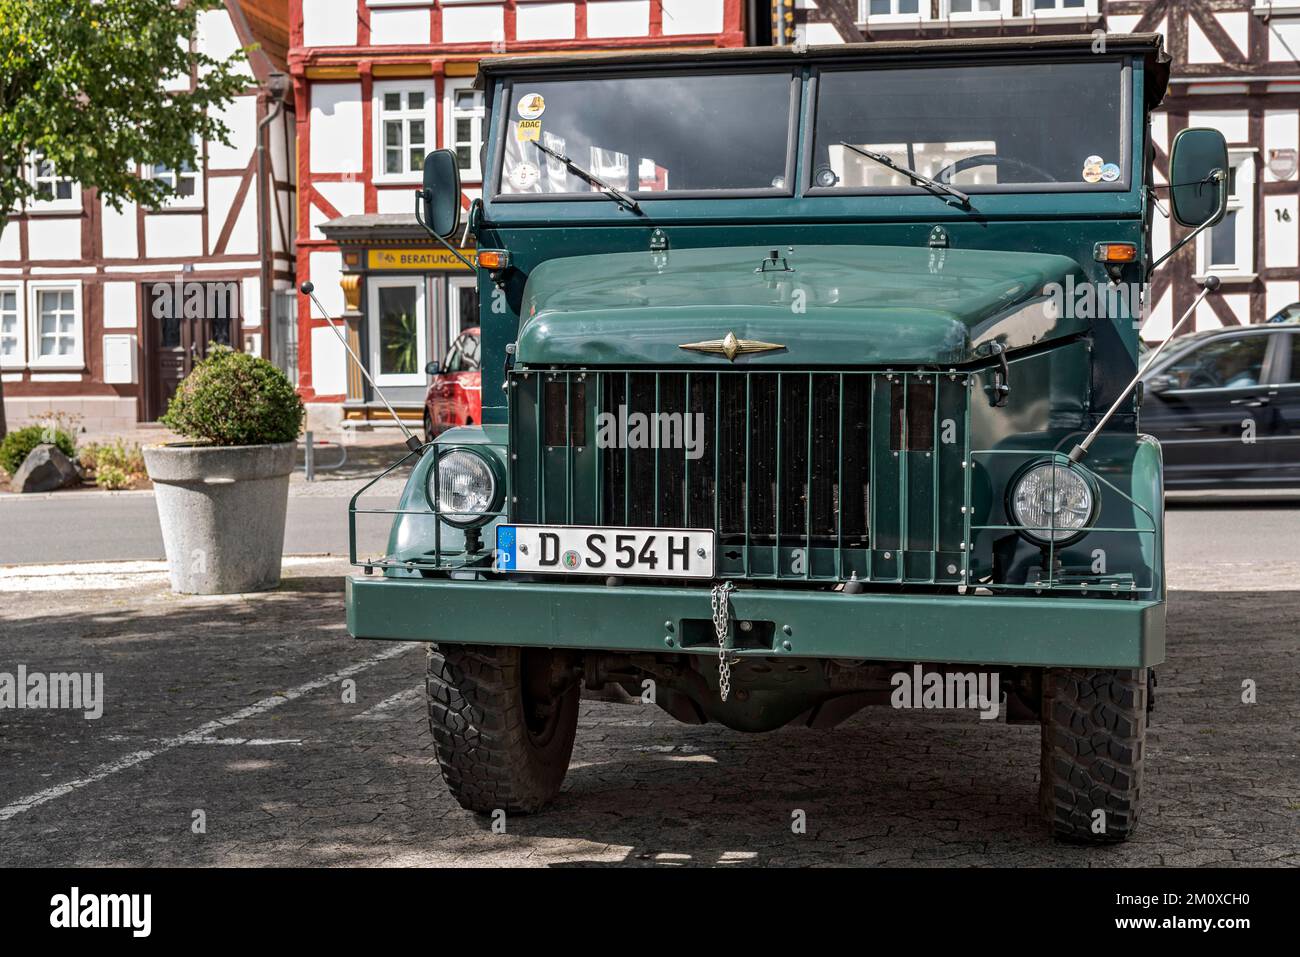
xmin=792 ymin=0 xmax=1300 ymax=339
xmin=288 ymin=0 xmax=750 ymax=427
xmin=0 ymin=0 xmax=296 ymax=431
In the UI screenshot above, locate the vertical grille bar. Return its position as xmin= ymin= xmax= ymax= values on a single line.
xmin=743 ymin=373 xmax=751 ymax=577
xmin=653 ymin=372 xmax=661 ymax=527
xmin=899 ymin=373 xmax=909 ymax=572
xmin=683 ymin=372 xmax=691 ymax=527
xmin=804 ymin=371 xmax=813 ymax=579
xmin=717 ymin=374 xmax=728 ymax=538
xmin=534 ymin=374 xmax=543 ymax=522
xmin=623 ymin=372 xmax=630 ymax=526
xmin=594 ymin=371 xmax=602 ymax=522
xmin=836 ymin=372 xmax=845 ymax=579
xmin=774 ymin=371 xmax=782 ymax=574
xmin=565 ymin=373 xmax=574 ymax=523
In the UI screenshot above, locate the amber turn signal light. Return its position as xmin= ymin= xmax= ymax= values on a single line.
xmin=1093 ymin=243 xmax=1138 ymax=264
xmin=477 ymin=249 xmax=511 ymax=270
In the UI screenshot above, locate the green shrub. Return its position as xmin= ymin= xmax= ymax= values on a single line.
xmin=94 ymin=464 xmax=133 ymax=490
xmin=80 ymin=438 xmax=146 ymax=476
xmin=160 ymin=345 xmax=304 ymax=446
xmin=0 ymin=424 xmax=77 ymax=475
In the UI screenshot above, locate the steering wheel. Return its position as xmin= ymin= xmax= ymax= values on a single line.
xmin=933 ymin=154 xmax=1058 ymax=185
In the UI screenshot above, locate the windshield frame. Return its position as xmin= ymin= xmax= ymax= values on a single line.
xmin=802 ymin=57 xmax=1133 ymax=199
xmin=488 ymin=69 xmax=803 ymax=203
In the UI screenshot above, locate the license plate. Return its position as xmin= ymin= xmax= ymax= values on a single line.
xmin=496 ymin=525 xmax=715 ymax=579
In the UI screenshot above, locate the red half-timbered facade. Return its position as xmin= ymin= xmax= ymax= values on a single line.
xmin=0 ymin=0 xmax=296 ymax=431
xmin=288 ymin=0 xmax=748 ymax=425
xmin=796 ymin=0 xmax=1300 ymax=339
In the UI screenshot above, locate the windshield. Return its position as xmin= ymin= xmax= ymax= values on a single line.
xmin=811 ymin=60 xmax=1127 ymax=192
xmin=496 ymin=72 xmax=796 ymax=198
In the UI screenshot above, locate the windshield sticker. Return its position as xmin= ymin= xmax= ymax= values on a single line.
xmin=1100 ymin=162 xmax=1121 ymax=183
xmin=508 ymin=160 xmax=541 ymax=191
xmin=1081 ymin=155 xmax=1105 ymax=183
xmin=517 ymin=93 xmax=546 ymax=120
xmin=516 ymin=119 xmax=542 ymax=143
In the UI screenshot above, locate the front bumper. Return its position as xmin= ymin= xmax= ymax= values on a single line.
xmin=346 ymin=576 xmax=1165 ymax=669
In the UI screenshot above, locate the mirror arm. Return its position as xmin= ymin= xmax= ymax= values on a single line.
xmin=1150 ymin=169 xmax=1228 ymax=273
xmin=415 ymin=190 xmax=477 ymax=271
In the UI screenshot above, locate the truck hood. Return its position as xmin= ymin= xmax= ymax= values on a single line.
xmin=516 ymin=244 xmax=1089 ymax=367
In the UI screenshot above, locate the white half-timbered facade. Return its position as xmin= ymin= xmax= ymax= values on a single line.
xmin=792 ymin=0 xmax=1300 ymax=339
xmin=289 ymin=0 xmax=749 ymax=425
xmin=0 ymin=0 xmax=296 ymax=430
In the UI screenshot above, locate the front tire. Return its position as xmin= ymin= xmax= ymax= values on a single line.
xmin=1040 ymin=667 xmax=1147 ymax=842
xmin=426 ymin=645 xmax=579 ymax=815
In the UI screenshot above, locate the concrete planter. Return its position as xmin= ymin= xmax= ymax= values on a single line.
xmin=143 ymin=442 xmax=296 ymax=594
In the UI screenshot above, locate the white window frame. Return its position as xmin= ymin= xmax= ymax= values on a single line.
xmin=26 ymin=281 xmax=84 ymax=370
xmin=0 ymin=282 xmax=25 ymax=369
xmin=374 ymin=79 xmax=435 ymax=185
xmin=445 ymin=77 xmax=486 ymax=182
xmin=941 ymin=0 xmax=1012 ymax=21
xmin=1019 ymin=0 xmax=1099 ymax=18
xmin=27 ymin=152 xmax=81 ymax=213
xmin=447 ymin=274 xmax=479 ymax=344
xmin=859 ymin=0 xmax=928 ymax=25
xmin=367 ymin=275 xmax=428 ymax=387
xmin=143 ymin=137 xmax=205 ymax=209
xmin=1197 ymin=149 xmax=1257 ymax=283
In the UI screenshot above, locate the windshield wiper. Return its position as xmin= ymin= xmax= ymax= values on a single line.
xmin=838 ymin=142 xmax=971 ymax=209
xmin=532 ymin=141 xmax=643 ymax=214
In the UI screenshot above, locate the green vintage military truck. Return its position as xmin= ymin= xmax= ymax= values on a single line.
xmin=343 ymin=35 xmax=1229 ymax=842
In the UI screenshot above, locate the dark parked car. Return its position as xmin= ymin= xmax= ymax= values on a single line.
xmin=1141 ymin=323 xmax=1300 ymax=488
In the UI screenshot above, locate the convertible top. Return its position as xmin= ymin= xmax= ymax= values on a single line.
xmin=475 ymin=33 xmax=1170 ymax=110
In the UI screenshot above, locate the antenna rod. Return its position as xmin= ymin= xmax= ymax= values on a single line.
xmin=299 ymin=281 xmax=424 ymax=454
xmin=1068 ymin=275 xmax=1220 ymax=464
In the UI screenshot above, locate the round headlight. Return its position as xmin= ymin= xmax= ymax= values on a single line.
xmin=433 ymin=449 xmax=497 ymax=527
xmin=1009 ymin=462 xmax=1094 ymax=543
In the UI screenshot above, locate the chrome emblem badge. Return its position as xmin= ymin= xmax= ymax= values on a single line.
xmin=678 ymin=331 xmax=784 ymax=362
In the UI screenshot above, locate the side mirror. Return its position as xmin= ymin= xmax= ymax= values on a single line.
xmin=424 ymin=360 xmax=440 ymax=376
xmin=1146 ymin=373 xmax=1178 ymax=395
xmin=419 ymin=149 xmax=461 ymax=240
xmin=1168 ymin=128 xmax=1229 ymax=228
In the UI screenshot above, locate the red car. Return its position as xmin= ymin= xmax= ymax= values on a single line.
xmin=423 ymin=327 xmax=482 ymax=441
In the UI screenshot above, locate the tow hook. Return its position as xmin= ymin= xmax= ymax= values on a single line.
xmin=987 ymin=342 xmax=1011 ymax=407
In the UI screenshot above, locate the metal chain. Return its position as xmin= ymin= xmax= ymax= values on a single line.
xmin=711 ymin=581 xmax=736 ymax=702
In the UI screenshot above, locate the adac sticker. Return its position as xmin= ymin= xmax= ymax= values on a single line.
xmin=508 ymin=161 xmax=541 ymax=190
xmin=1100 ymin=162 xmax=1121 ymax=183
xmin=515 ymin=118 xmax=542 ymax=142
xmin=1081 ymin=154 xmax=1105 ymax=184
xmin=517 ymin=93 xmax=546 ymax=120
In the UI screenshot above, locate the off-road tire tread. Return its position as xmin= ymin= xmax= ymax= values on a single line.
xmin=426 ymin=644 xmax=577 ymax=815
xmin=1040 ymin=667 xmax=1147 ymax=843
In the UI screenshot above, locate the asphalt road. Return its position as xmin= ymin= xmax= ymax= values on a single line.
xmin=2 ymin=487 xmax=1299 ymax=566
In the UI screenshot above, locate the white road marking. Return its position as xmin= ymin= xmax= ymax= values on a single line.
xmin=352 ymin=687 xmax=423 ymax=721
xmin=0 ymin=642 xmax=417 ymax=822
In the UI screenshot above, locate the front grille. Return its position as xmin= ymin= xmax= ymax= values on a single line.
xmin=509 ymin=369 xmax=971 ymax=583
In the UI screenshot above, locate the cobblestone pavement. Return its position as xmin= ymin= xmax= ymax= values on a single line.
xmin=0 ymin=558 xmax=1296 ymax=867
